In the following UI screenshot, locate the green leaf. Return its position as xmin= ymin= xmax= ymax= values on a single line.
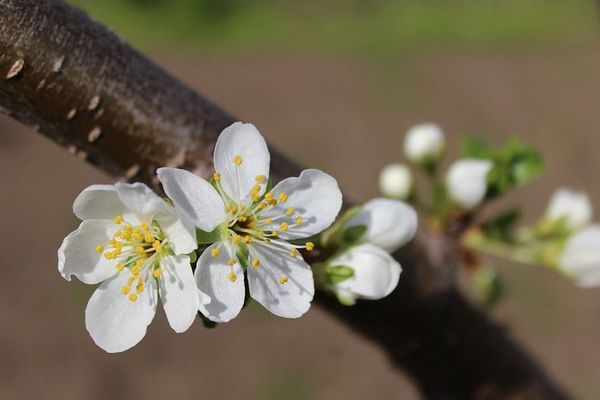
xmin=196 ymin=226 xmax=222 ymax=244
xmin=326 ymin=265 xmax=355 ymax=284
xmin=482 ymin=208 xmax=521 ymax=241
xmin=472 ymin=266 xmax=504 ymax=308
xmin=341 ymin=225 xmax=367 ymax=246
xmin=461 ymin=136 xmax=491 ymax=158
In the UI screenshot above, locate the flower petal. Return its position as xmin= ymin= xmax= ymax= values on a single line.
xmin=260 ymin=169 xmax=342 ymax=240
xmin=546 ymin=188 xmax=593 ymax=230
xmin=247 ymin=242 xmax=314 ymax=318
xmin=214 ymin=122 xmax=270 ymax=203
xmin=73 ymin=184 xmax=129 ymax=221
xmin=58 ymin=220 xmax=120 ymax=284
xmin=85 ymin=271 xmax=158 ymax=353
xmin=560 ymin=225 xmax=600 ymax=287
xmin=330 ymin=243 xmax=401 ymax=301
xmin=446 ymin=159 xmax=492 ymax=210
xmin=345 ymin=198 xmax=417 ymax=253
xmin=155 ymin=206 xmax=197 ymax=255
xmin=157 ymin=167 xmax=226 ymax=232
xmin=159 ymin=255 xmax=198 ymax=333
xmin=195 ymin=242 xmax=245 ymax=323
xmin=115 ymin=182 xmax=164 ymax=220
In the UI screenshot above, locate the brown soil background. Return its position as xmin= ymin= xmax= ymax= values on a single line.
xmin=2 ymin=47 xmax=600 ymax=399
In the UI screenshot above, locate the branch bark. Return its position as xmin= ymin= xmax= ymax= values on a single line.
xmin=0 ymin=1 xmax=570 ymax=398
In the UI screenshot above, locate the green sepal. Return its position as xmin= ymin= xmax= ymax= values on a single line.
xmin=471 ymin=266 xmax=504 ymax=308
xmin=326 ymin=265 xmax=355 ymax=284
xmin=187 ymin=251 xmax=198 ymax=264
xmin=199 ymin=312 xmax=218 ymax=329
xmin=236 ymin=243 xmax=249 ymax=270
xmin=481 ymin=208 xmax=521 ymax=242
xmin=196 ymin=226 xmax=222 ymax=245
xmin=342 ymin=225 xmax=367 ymax=246
xmin=321 ymin=206 xmax=362 ymax=248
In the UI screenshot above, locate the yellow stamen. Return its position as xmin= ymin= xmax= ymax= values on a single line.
xmin=278 ymin=192 xmax=288 ymax=203
xmin=252 ymin=258 xmax=261 ymax=269
xmin=131 ymin=265 xmax=140 ymax=275
xmin=271 ymin=230 xmax=278 ymax=237
xmin=280 ymin=222 xmax=289 ymax=232
xmin=135 ymin=246 xmax=145 ymax=255
xmin=279 ymin=276 xmax=289 ymax=284
xmin=295 ymin=216 xmax=303 ymax=225
xmin=289 ymin=249 xmax=298 ymax=258
xmin=145 ymin=232 xmax=154 ymax=243
xmin=227 ymin=258 xmax=236 ymax=266
xmin=255 ymin=175 xmax=265 ymax=183
xmin=115 ymin=263 xmax=125 ymax=271
xmin=243 ymin=235 xmax=252 ymax=244
xmin=213 ymin=172 xmax=221 ymax=182
xmin=152 ymin=240 xmax=162 ymax=253
xmin=233 ymin=235 xmax=242 ymax=244
xmin=211 ymin=247 xmax=220 ymax=257
xmin=305 ymin=242 xmax=315 ymax=251
xmin=238 ymin=216 xmax=248 ymax=222
xmin=286 ymin=207 xmax=295 ymax=216
xmin=127 ymin=276 xmax=135 ymax=286
xmin=233 ymin=155 xmax=243 ymax=165
xmin=95 ymin=245 xmax=104 ymax=254
xmin=153 ymin=268 xmax=161 ymax=278
xmin=113 ymin=215 xmax=123 ymax=224
xmin=228 ymin=272 xmax=237 ymax=282
xmin=265 ymin=192 xmax=273 ymax=201
xmin=128 ymin=293 xmax=138 ymax=302
xmin=121 ymin=286 xmax=130 ymax=295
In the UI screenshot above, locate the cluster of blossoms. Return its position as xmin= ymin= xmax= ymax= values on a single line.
xmin=59 ymin=122 xmax=417 ymax=352
xmin=379 ymin=122 xmax=600 ymax=305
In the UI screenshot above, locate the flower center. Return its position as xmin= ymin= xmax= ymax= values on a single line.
xmin=211 ymin=169 xmax=315 ymax=285
xmin=95 ymin=215 xmax=167 ymax=301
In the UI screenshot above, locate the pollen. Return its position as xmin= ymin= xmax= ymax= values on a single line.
xmin=213 ymin=172 xmax=221 ymax=182
xmin=211 ymin=247 xmax=220 ymax=257
xmin=227 ymin=258 xmax=236 ymax=266
xmin=128 ymin=293 xmax=138 ymax=302
xmin=228 ymin=272 xmax=237 ymax=282
xmin=121 ymin=286 xmax=130 ymax=295
xmin=233 ymin=155 xmax=243 ymax=165
xmin=115 ymin=263 xmax=125 ymax=271
xmin=145 ymin=232 xmax=154 ymax=243
xmin=265 ymin=192 xmax=273 ymax=201
xmin=252 ymin=258 xmax=261 ymax=269
xmin=233 ymin=235 xmax=242 ymax=244
xmin=305 ymin=242 xmax=315 ymax=251
xmin=95 ymin=245 xmax=104 ymax=254
xmin=255 ymin=175 xmax=265 ymax=183
xmin=279 ymin=276 xmax=289 ymax=284
xmin=289 ymin=249 xmax=298 ymax=258
xmin=238 ymin=216 xmax=248 ymax=222
xmin=135 ymin=246 xmax=145 ymax=255
xmin=280 ymin=222 xmax=289 ymax=232
xmin=152 ymin=240 xmax=162 ymax=253
xmin=295 ymin=216 xmax=303 ymax=225
xmin=153 ymin=268 xmax=161 ymax=278
xmin=243 ymin=235 xmax=252 ymax=244
xmin=286 ymin=207 xmax=295 ymax=216
xmin=113 ymin=215 xmax=123 ymax=224
xmin=278 ymin=192 xmax=288 ymax=203
xmin=131 ymin=265 xmax=140 ymax=275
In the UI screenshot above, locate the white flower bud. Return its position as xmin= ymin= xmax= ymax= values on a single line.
xmin=446 ymin=159 xmax=493 ymax=210
xmin=378 ymin=163 xmax=413 ymax=199
xmin=559 ymin=225 xmax=600 ymax=287
xmin=545 ymin=188 xmax=592 ymax=230
xmin=403 ymin=123 xmax=445 ymax=163
xmin=345 ymin=198 xmax=418 ymax=253
xmin=328 ymin=244 xmax=402 ymax=303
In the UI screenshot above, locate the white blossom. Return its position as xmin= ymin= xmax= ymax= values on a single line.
xmin=326 ymin=244 xmax=401 ymax=304
xmin=378 ymin=163 xmax=413 ymax=200
xmin=446 ymin=159 xmax=493 ymax=210
xmin=158 ymin=122 xmax=342 ymax=322
xmin=58 ymin=183 xmax=198 ymax=352
xmin=345 ymin=198 xmax=417 ymax=253
xmin=559 ymin=225 xmax=600 ymax=287
xmin=546 ymin=188 xmax=592 ymax=230
xmin=403 ymin=123 xmax=445 ymax=163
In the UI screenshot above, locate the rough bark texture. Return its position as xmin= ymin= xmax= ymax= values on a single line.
xmin=0 ymin=1 xmax=570 ymax=399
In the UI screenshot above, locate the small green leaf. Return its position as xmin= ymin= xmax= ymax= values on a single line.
xmin=187 ymin=251 xmax=198 ymax=264
xmin=199 ymin=312 xmax=218 ymax=329
xmin=472 ymin=266 xmax=504 ymax=308
xmin=482 ymin=208 xmax=521 ymax=241
xmin=336 ymin=293 xmax=356 ymax=306
xmin=461 ymin=136 xmax=491 ymax=158
xmin=321 ymin=206 xmax=362 ymax=248
xmin=326 ymin=265 xmax=355 ymax=284
xmin=196 ymin=226 xmax=222 ymax=244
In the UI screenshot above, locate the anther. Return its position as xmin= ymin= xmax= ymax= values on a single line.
xmin=121 ymin=286 xmax=130 ymax=295
xmin=152 ymin=240 xmax=162 ymax=253
xmin=113 ymin=215 xmax=123 ymax=224
xmin=233 ymin=155 xmax=243 ymax=165
xmin=228 ymin=272 xmax=237 ymax=282
xmin=95 ymin=245 xmax=104 ymax=254
xmin=289 ymin=249 xmax=298 ymax=258
xmin=295 ymin=216 xmax=303 ymax=225
xmin=243 ymin=235 xmax=252 ymax=244
xmin=135 ymin=246 xmax=145 ymax=255
xmin=280 ymin=222 xmax=289 ymax=232
xmin=286 ymin=207 xmax=295 ymax=216
xmin=116 ymin=263 xmax=125 ymax=271
xmin=153 ymin=268 xmax=161 ymax=278
xmin=252 ymin=258 xmax=261 ymax=269
xmin=278 ymin=192 xmax=288 ymax=203
xmin=279 ymin=276 xmax=289 ymax=284
xmin=211 ymin=247 xmax=220 ymax=257
xmin=213 ymin=172 xmax=221 ymax=181
xmin=227 ymin=258 xmax=236 ymax=266
xmin=128 ymin=293 xmax=138 ymax=302
xmin=255 ymin=175 xmax=265 ymax=183
xmin=305 ymin=242 xmax=315 ymax=251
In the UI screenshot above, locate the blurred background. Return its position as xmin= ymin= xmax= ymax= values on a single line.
xmin=2 ymin=0 xmax=600 ymax=398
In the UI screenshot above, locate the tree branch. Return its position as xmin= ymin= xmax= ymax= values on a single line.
xmin=0 ymin=0 xmax=570 ymax=398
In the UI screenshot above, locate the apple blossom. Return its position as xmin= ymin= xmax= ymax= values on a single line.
xmin=403 ymin=123 xmax=445 ymax=164
xmin=446 ymin=159 xmax=493 ymax=210
xmin=559 ymin=225 xmax=600 ymax=287
xmin=545 ymin=188 xmax=592 ymax=230
xmin=378 ymin=163 xmax=413 ymax=200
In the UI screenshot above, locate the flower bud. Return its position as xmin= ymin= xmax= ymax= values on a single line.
xmin=545 ymin=188 xmax=592 ymax=230
xmin=327 ymin=244 xmax=402 ymax=304
xmin=403 ymin=123 xmax=445 ymax=164
xmin=345 ymin=198 xmax=417 ymax=253
xmin=559 ymin=225 xmax=600 ymax=287
xmin=378 ymin=163 xmax=413 ymax=200
xmin=446 ymin=159 xmax=493 ymax=210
